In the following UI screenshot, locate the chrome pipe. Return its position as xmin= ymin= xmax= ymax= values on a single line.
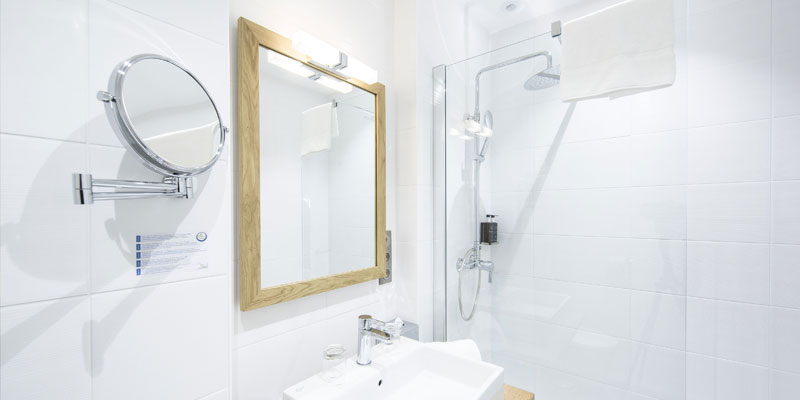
xmin=92 ymin=179 xmax=176 ymax=190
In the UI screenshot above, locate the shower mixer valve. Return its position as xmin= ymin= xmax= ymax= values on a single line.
xmin=456 ymin=248 xmax=495 ymax=283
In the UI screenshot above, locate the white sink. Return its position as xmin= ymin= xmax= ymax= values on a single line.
xmin=283 ymin=337 xmax=504 ymax=400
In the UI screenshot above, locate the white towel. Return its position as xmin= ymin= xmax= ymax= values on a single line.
xmin=142 ymin=121 xmax=220 ymax=167
xmin=301 ymin=103 xmax=333 ymax=155
xmin=560 ymin=0 xmax=676 ymax=102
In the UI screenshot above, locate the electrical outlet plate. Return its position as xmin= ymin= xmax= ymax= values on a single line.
xmin=379 ymin=230 xmax=392 ymax=284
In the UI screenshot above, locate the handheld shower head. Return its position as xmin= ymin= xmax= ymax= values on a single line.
xmin=478 ymin=110 xmax=492 ymax=157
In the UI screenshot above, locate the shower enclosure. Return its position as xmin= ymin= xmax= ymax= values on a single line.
xmin=434 ymin=23 xmax=693 ymax=399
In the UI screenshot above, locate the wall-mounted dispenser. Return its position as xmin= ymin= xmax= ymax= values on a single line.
xmin=480 ymin=214 xmax=498 ymax=245
xmin=72 ymin=54 xmax=227 ymax=204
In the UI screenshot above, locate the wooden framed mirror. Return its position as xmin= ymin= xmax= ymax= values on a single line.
xmin=237 ymin=18 xmax=386 ymax=311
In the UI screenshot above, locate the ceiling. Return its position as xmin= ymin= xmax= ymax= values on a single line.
xmin=466 ymin=0 xmax=604 ymax=33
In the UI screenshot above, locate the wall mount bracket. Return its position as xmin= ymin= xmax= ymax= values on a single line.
xmin=72 ymin=173 xmax=193 ymax=205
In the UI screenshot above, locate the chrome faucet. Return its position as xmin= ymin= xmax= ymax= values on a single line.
xmin=457 ymin=250 xmax=495 ymax=283
xmin=356 ymin=315 xmax=403 ymax=365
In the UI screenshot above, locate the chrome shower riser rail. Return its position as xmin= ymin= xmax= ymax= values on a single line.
xmin=72 ymin=173 xmax=193 ymax=205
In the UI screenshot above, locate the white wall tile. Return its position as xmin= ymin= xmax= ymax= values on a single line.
xmin=109 ymin=0 xmax=228 ymax=45
xmin=771 ymin=245 xmax=800 ymax=309
xmin=533 ymin=235 xmax=630 ymax=289
xmin=0 ymin=134 xmax=88 ymax=306
xmin=628 ymin=239 xmax=687 ymax=295
xmin=687 ymin=241 xmax=770 ymax=304
xmin=561 ymin=97 xmax=631 ymax=143
xmin=630 ymin=186 xmax=687 ymax=240
xmin=87 ymin=0 xmax=229 ymax=147
xmin=0 ymin=296 xmax=91 ymax=400
xmin=688 ymin=120 xmax=771 ymax=184
xmin=492 ymin=233 xmax=533 ymax=276
xmin=772 ymin=181 xmax=800 ymax=244
xmin=687 ymin=0 xmax=771 ymax=72
xmin=91 ymin=277 xmax=228 ymax=400
xmin=772 ymin=116 xmax=800 ymax=181
xmin=630 ymin=130 xmax=688 ymax=187
xmin=630 ymin=75 xmax=688 ymax=135
xmin=492 ymin=145 xmax=535 ymax=192
xmin=88 ymin=146 xmax=229 ymax=293
xmin=630 ymin=291 xmax=686 ymax=350
xmin=688 ymin=60 xmax=771 ymax=127
xmin=771 ymin=370 xmax=800 ymax=400
xmin=772 ymin=0 xmax=800 ymax=117
xmin=687 ymin=183 xmax=771 ymax=243
xmin=396 ymin=128 xmax=418 ymax=186
xmin=531 ymin=279 xmax=630 ymax=339
xmin=533 ymin=188 xmax=630 ymax=237
xmin=687 ymin=297 xmax=770 ymax=366
xmin=686 ymin=353 xmax=769 ymax=400
xmin=629 ymin=343 xmax=686 ymax=400
xmin=235 ymin=320 xmax=327 ymax=400
xmin=233 ymin=291 xmax=328 ymax=349
xmin=534 ymin=137 xmax=630 ymax=190
xmin=771 ymin=307 xmax=800 ymax=374
xmin=492 ymin=192 xmax=534 ymax=234
xmin=0 ymin=0 xmax=88 ymax=141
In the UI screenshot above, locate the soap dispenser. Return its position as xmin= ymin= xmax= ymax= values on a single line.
xmin=480 ymin=214 xmax=498 ymax=245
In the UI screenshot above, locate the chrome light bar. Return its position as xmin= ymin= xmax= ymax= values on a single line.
xmin=72 ymin=173 xmax=193 ymax=205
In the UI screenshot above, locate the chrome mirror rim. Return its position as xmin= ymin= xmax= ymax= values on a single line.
xmin=100 ymin=53 xmax=227 ymax=177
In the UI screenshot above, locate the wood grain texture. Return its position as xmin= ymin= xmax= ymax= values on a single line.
xmin=237 ymin=18 xmax=387 ymax=311
xmin=503 ymin=384 xmax=534 ymax=400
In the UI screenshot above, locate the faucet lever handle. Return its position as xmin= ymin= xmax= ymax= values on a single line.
xmin=383 ymin=318 xmax=404 ymax=339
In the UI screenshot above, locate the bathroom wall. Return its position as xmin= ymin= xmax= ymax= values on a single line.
xmin=0 ymin=0 xmax=232 ymax=399
xmin=228 ymin=1 xmax=407 ymax=398
xmin=475 ymin=0 xmax=800 ymax=399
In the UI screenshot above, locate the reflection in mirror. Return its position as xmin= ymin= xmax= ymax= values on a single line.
xmin=121 ymin=58 xmax=222 ymax=170
xmin=258 ymin=47 xmax=376 ymax=289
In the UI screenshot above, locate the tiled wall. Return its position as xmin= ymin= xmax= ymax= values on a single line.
xmin=474 ymin=0 xmax=800 ymax=399
xmin=0 ymin=0 xmax=232 ymax=399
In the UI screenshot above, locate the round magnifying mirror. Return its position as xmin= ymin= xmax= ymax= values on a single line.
xmin=98 ymin=54 xmax=226 ymax=176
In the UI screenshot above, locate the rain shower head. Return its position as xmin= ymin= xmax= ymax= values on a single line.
xmin=524 ymin=64 xmax=560 ymax=91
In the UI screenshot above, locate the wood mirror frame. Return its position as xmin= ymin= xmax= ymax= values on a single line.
xmin=237 ymin=18 xmax=386 ymax=311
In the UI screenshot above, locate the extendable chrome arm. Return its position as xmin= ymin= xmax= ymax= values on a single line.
xmin=72 ymin=173 xmax=193 ymax=205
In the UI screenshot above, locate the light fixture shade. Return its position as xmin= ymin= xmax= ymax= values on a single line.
xmin=340 ymin=55 xmax=378 ymax=84
xmin=291 ymin=31 xmax=341 ymax=67
xmin=315 ymin=75 xmax=352 ymax=94
xmin=266 ymin=50 xmax=314 ymax=77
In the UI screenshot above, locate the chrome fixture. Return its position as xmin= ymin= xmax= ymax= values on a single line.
xmin=357 ymin=315 xmax=403 ymax=365
xmin=72 ymin=174 xmax=193 ymax=205
xmin=551 ymin=20 xmax=562 ymax=41
xmin=291 ymin=31 xmax=378 ymax=84
xmin=456 ymin=48 xmax=561 ymax=321
xmin=73 ymin=54 xmax=227 ymax=205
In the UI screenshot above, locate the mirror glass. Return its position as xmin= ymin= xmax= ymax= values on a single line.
xmin=258 ymin=47 xmax=376 ymax=288
xmin=119 ymin=57 xmax=223 ymax=172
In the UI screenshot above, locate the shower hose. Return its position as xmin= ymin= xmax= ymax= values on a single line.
xmin=456 ymin=246 xmax=481 ymax=321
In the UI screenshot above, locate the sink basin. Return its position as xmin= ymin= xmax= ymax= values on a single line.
xmin=283 ymin=337 xmax=504 ymax=400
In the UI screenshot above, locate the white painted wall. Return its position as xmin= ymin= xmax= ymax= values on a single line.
xmin=0 ymin=0 xmax=232 ymax=399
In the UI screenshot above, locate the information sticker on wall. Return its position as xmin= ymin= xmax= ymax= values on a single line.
xmin=134 ymin=232 xmax=209 ymax=276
